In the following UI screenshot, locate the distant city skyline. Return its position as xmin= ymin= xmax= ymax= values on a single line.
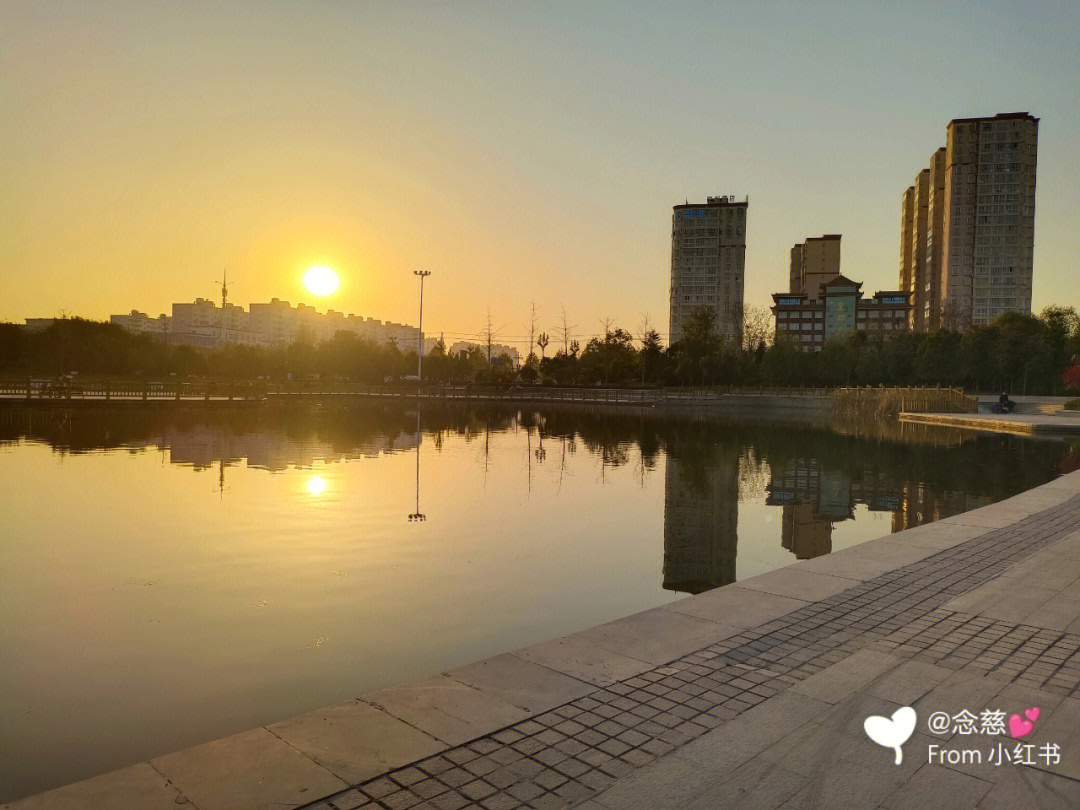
xmin=4 ymin=3 xmax=1079 ymax=349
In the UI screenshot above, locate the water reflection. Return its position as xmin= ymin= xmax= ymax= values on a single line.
xmin=1 ymin=404 xmax=1078 ymax=801
xmin=5 ymin=405 xmax=1074 ymax=596
xmin=663 ymin=447 xmax=738 ymax=594
xmin=409 ymin=411 xmax=425 ymax=522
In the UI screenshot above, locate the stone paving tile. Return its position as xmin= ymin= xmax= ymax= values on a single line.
xmin=448 ymin=655 xmax=594 ymax=715
xmin=299 ymin=491 xmax=1080 ymax=810
xmin=736 ymin=567 xmax=857 ymax=602
xmin=512 ymin=635 xmax=655 ymax=687
xmin=3 ymin=764 xmax=186 ymax=810
xmin=976 ymin=765 xmax=1080 ymax=810
xmin=662 ymin=585 xmax=809 ymax=628
xmin=363 ymin=675 xmax=530 ymax=746
xmin=270 ymin=700 xmax=447 ymax=785
xmin=880 ymin=763 xmax=993 ymax=810
xmin=152 ymin=727 xmax=347 ymax=810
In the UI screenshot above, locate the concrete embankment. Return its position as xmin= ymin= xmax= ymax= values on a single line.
xmin=900 ymin=411 xmax=1080 ymax=436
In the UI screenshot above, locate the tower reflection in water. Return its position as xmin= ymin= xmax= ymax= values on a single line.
xmin=0 ymin=405 xmax=1050 ymax=603
xmin=662 ymin=450 xmax=739 ymax=594
xmin=662 ymin=449 xmax=998 ymax=596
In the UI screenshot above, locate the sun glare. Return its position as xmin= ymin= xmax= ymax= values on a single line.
xmin=303 ymin=266 xmax=339 ymax=296
xmin=306 ymin=475 xmax=328 ymax=497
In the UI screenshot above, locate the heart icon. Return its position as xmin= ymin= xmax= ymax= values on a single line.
xmin=864 ymin=706 xmax=917 ymax=765
xmin=1008 ymin=713 xmax=1034 ymax=738
xmin=1024 ymin=707 xmax=1041 ymax=723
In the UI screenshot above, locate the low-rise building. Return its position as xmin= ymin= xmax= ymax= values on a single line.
xmin=23 ymin=318 xmax=59 ymax=332
xmin=110 ymin=310 xmax=171 ymax=338
xmin=167 ymin=297 xmax=421 ymax=349
xmin=772 ymin=275 xmax=910 ymax=350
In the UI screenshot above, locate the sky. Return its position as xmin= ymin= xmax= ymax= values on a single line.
xmin=3 ymin=1 xmax=1079 ymax=348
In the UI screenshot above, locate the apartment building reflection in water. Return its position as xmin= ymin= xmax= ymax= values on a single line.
xmin=662 ymin=452 xmax=739 ymax=594
xmin=766 ymin=457 xmax=992 ymax=560
xmin=660 ymin=447 xmax=997 ymax=597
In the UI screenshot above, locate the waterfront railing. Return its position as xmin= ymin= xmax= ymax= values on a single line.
xmin=0 ymin=379 xmax=975 ymax=414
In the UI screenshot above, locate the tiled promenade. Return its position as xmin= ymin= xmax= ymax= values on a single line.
xmin=10 ymin=472 xmax=1080 ymax=810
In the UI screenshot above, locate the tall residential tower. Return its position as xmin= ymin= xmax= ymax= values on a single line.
xmin=900 ymin=113 xmax=1038 ymax=330
xmin=789 ymin=234 xmax=841 ymax=299
xmin=669 ymin=196 xmax=747 ymax=344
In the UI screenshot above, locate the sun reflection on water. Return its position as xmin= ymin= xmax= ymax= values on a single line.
xmin=305 ymin=475 xmax=327 ymax=497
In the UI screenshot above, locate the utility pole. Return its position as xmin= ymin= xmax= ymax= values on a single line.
xmin=526 ymin=301 xmax=540 ymax=363
xmin=216 ymin=269 xmax=229 ymax=344
xmin=479 ymin=310 xmax=499 ymax=367
xmin=413 ymin=270 xmax=431 ymax=380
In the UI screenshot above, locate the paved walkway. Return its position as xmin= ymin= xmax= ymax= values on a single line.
xmin=899 ymin=411 xmax=1080 ymax=436
xmin=10 ymin=473 xmax=1080 ymax=810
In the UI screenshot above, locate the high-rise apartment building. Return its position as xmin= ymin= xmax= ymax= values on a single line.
xmin=900 ymin=167 xmax=930 ymax=330
xmin=924 ymin=148 xmax=947 ymax=329
xmin=789 ymin=235 xmax=841 ymax=299
xmin=900 ymin=113 xmax=1038 ymax=330
xmin=669 ymin=196 xmax=747 ymax=344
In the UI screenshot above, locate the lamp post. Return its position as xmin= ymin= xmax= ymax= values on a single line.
xmin=413 ymin=270 xmax=430 ymax=381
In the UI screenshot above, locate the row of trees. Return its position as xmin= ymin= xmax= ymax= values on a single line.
xmin=2 ymin=305 xmax=1079 ymax=394
xmin=521 ymin=306 xmax=1080 ymax=394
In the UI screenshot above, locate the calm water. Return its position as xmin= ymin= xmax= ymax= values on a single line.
xmin=1 ymin=405 xmax=1076 ymax=801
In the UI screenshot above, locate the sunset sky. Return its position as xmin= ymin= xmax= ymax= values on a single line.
xmin=3 ymin=1 xmax=1079 ymax=348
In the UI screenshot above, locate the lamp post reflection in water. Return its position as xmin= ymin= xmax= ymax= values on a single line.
xmin=408 ymin=410 xmax=425 ymax=521
xmin=413 ymin=269 xmax=430 ymax=381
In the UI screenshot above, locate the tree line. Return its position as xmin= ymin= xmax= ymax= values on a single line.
xmin=2 ymin=304 xmax=1079 ymax=394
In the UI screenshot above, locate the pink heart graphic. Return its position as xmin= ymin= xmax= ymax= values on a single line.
xmin=1008 ymin=713 xmax=1034 ymax=738
xmin=1024 ymin=706 xmax=1041 ymax=723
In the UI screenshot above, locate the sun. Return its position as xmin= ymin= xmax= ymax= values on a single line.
xmin=303 ymin=266 xmax=339 ymax=296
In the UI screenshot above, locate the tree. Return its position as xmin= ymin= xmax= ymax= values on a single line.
xmin=639 ymin=326 xmax=665 ymax=385
xmin=525 ymin=301 xmax=540 ymax=367
xmin=673 ymin=306 xmax=722 ymax=385
xmin=1063 ymin=361 xmax=1080 ymax=394
xmin=557 ymin=306 xmax=575 ymax=355
xmin=741 ymin=305 xmax=774 ymax=352
xmin=939 ymin=299 xmax=969 ymax=332
xmin=1041 ymin=306 xmax=1080 ymax=394
xmin=536 ymin=332 xmax=549 ymax=360
xmin=580 ymin=327 xmax=636 ymax=385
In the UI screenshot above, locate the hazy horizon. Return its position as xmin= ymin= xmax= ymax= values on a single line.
xmin=4 ymin=1 xmax=1079 ymax=349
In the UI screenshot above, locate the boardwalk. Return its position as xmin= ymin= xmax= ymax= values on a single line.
xmin=9 ymin=473 xmax=1080 ymax=810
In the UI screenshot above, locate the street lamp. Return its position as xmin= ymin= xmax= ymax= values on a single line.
xmin=413 ymin=270 xmax=431 ymax=382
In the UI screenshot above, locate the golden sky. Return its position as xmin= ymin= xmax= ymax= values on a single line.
xmin=3 ymin=2 xmax=1079 ymax=349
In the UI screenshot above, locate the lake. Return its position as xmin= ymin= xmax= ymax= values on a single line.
xmin=1 ymin=404 xmax=1075 ymax=801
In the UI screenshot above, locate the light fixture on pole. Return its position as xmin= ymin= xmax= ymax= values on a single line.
xmin=413 ymin=270 xmax=430 ymax=382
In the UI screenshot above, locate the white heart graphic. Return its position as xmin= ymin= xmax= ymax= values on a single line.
xmin=863 ymin=706 xmax=916 ymax=765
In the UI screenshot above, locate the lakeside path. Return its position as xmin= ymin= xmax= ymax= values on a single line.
xmin=9 ymin=473 xmax=1080 ymax=810
xmin=899 ymin=411 xmax=1080 ymax=437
